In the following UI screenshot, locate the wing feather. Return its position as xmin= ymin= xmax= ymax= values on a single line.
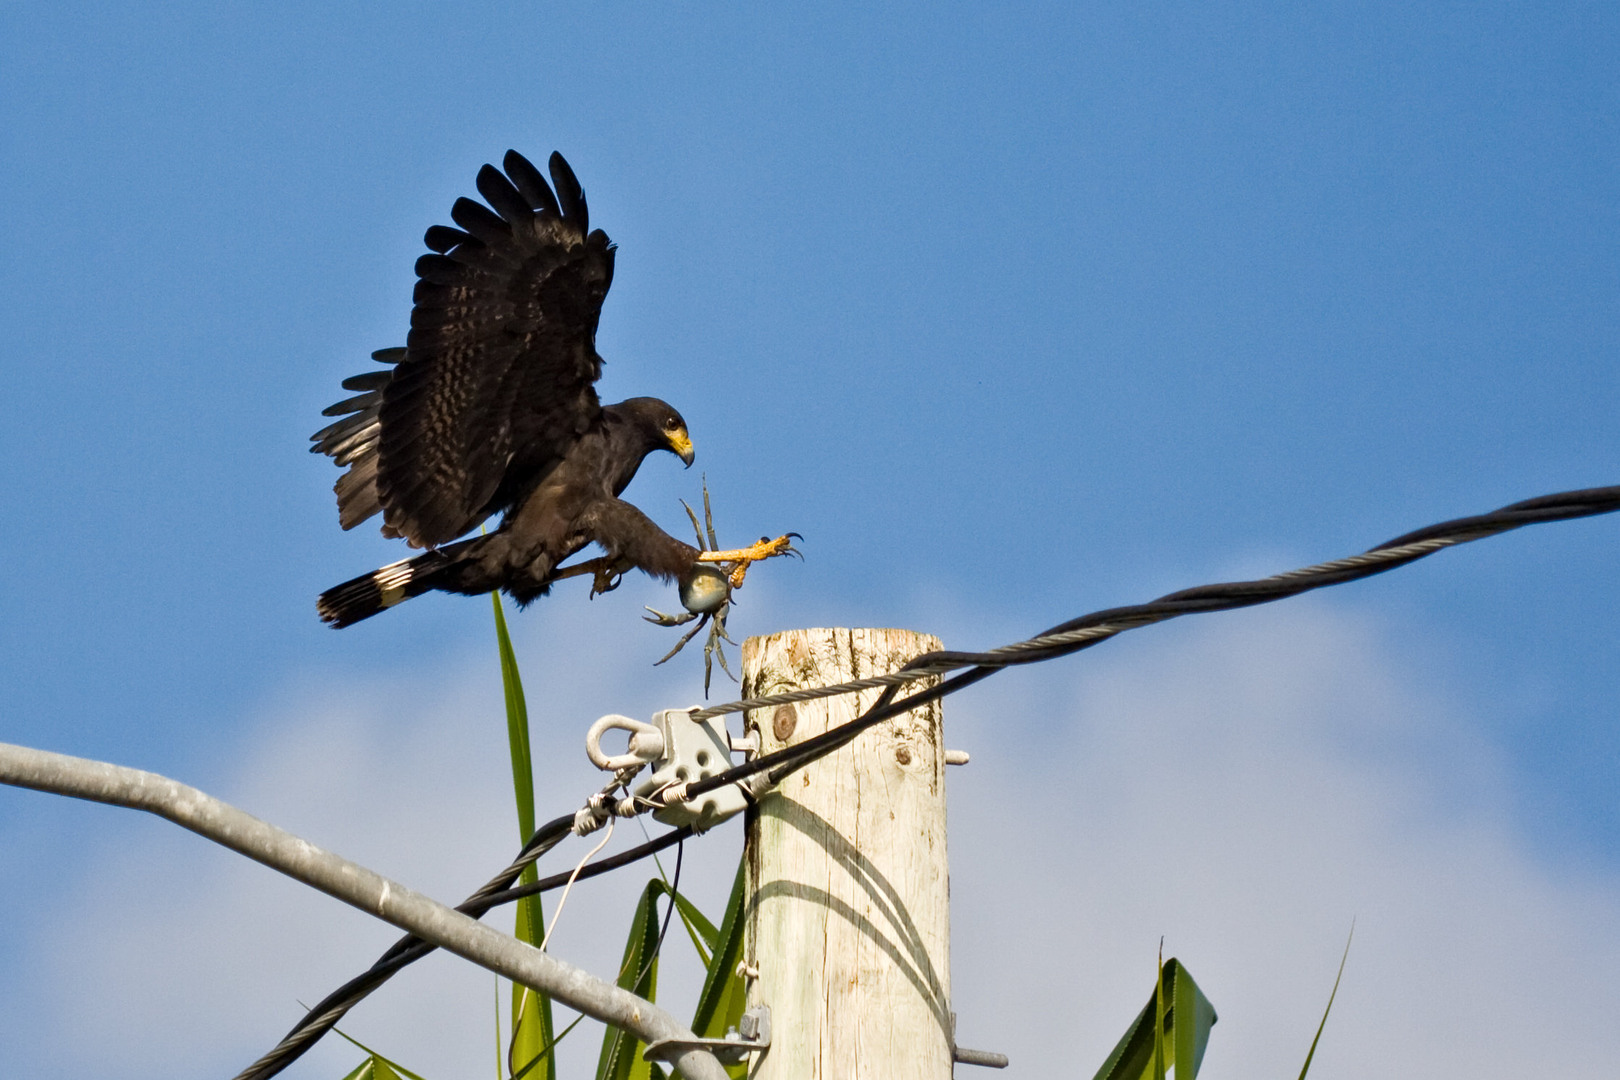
xmin=311 ymin=348 xmax=404 ymax=528
xmin=423 ymin=225 xmax=466 ymax=253
xmin=548 ymin=152 xmax=587 ymax=230
xmin=340 ymin=371 xmax=392 ymax=392
xmin=476 ymin=163 xmax=536 ymax=224
xmin=321 ymin=389 xmax=381 ymax=417
xmin=449 ymin=197 xmax=512 ymax=245
xmin=315 ymin=151 xmax=611 ymax=547
xmin=504 ymin=150 xmax=560 ymax=218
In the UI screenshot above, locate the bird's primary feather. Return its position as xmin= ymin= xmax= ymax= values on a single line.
xmin=312 ymin=151 xmax=704 ymax=627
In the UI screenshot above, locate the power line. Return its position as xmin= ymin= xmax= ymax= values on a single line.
xmin=670 ymin=484 xmax=1620 ymax=801
xmin=239 ymin=482 xmax=1620 ymax=1078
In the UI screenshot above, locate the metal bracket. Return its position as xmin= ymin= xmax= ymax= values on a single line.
xmin=585 ymin=714 xmax=666 ymax=773
xmin=644 ymin=1004 xmax=771 ymax=1065
xmin=950 ymin=1011 xmax=1008 ymax=1068
xmin=953 ymin=1046 xmax=1009 ymax=1068
xmin=631 ymin=708 xmax=757 ymax=829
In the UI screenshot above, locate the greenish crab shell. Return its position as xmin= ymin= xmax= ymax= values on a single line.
xmin=680 ymin=564 xmax=731 ymax=615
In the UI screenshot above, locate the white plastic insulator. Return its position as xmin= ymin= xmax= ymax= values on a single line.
xmin=585 ymin=714 xmax=667 ymax=772
xmin=944 ymin=749 xmax=970 ymax=766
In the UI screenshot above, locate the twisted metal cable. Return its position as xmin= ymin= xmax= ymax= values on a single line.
xmin=690 ymin=488 xmax=1617 ymax=726
xmin=230 ymin=812 xmax=576 ymax=1080
xmin=236 ymin=768 xmax=643 ymax=1080
xmin=238 ymin=483 xmax=1619 ymax=1080
xmin=679 ymin=485 xmax=1620 ymax=797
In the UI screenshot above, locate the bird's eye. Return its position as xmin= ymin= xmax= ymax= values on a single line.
xmin=664 ymin=418 xmax=678 ymax=431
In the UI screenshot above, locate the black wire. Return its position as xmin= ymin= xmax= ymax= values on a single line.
xmin=238 ymin=482 xmax=1620 ymax=1080
xmin=631 ymin=839 xmax=684 ymax=993
xmin=233 ymin=815 xmax=688 ymax=1080
xmin=505 ymin=837 xmax=688 ymax=1080
xmin=679 ymin=483 xmax=1620 ymax=799
xmin=483 ymin=825 xmax=693 ymax=909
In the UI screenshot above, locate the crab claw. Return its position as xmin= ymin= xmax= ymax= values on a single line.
xmin=644 ymin=606 xmax=699 ymax=627
xmin=653 ymin=611 xmax=711 ymax=666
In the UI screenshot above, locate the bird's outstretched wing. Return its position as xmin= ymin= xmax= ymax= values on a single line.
xmin=311 ymin=151 xmax=616 ymax=548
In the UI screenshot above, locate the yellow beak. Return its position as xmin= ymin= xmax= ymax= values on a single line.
xmin=669 ymin=428 xmax=695 ymax=467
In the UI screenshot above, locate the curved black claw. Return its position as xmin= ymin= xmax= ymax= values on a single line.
xmin=590 ymin=564 xmax=626 ymax=597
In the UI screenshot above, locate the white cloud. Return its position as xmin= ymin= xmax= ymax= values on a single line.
xmin=5 ymin=601 xmax=1618 ymax=1079
xmin=946 ymin=602 xmax=1620 ymax=1077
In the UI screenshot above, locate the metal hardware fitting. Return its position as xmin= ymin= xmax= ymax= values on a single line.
xmin=584 ymin=714 xmax=666 ymax=772
xmin=629 ymin=708 xmax=757 ymax=829
xmin=950 ymin=1010 xmax=1008 ymax=1068
xmin=643 ymin=1004 xmax=770 ymax=1064
xmin=953 ymin=1046 xmax=1009 ymax=1068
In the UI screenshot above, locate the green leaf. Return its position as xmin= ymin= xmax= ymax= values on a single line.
xmin=510 ymin=985 xmax=558 ymax=1080
xmin=647 ymin=852 xmax=718 ymax=968
xmin=338 ymin=1059 xmax=397 ymax=1080
xmin=1090 ymin=958 xmax=1218 ymax=1080
xmin=689 ymin=857 xmax=747 ymax=1040
xmin=595 ymin=879 xmax=665 ymax=1080
xmin=666 ymin=880 xmax=721 ymax=967
xmin=513 ymin=1016 xmax=587 ymax=1080
xmin=1296 ymin=924 xmax=1353 ymax=1080
xmin=492 ymin=593 xmax=537 ymax=841
xmin=493 ymin=594 xmax=556 ymax=1080
xmin=331 ymin=1026 xmax=427 ymax=1080
xmin=1152 ymin=950 xmax=1167 ymax=1080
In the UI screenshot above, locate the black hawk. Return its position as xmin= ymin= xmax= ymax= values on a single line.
xmin=312 ymin=150 xmax=795 ymax=630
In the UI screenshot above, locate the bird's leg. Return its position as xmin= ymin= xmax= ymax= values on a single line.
xmin=551 ymin=555 xmax=612 ymax=583
xmin=551 ymin=554 xmax=630 ymax=597
xmin=695 ymin=533 xmax=803 ymax=588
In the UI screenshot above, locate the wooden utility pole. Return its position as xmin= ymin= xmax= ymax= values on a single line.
xmin=741 ymin=628 xmax=953 ymax=1080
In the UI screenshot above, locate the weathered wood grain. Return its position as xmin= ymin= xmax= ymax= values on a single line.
xmin=742 ymin=628 xmax=952 ymax=1080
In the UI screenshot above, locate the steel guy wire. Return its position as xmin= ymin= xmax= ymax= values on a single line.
xmin=233 ymin=772 xmax=638 ymax=1080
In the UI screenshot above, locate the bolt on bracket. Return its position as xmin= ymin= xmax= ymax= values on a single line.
xmin=644 ymin=1005 xmax=771 ymax=1065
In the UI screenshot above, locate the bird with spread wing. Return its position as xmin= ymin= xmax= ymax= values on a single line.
xmin=311 ymin=150 xmax=797 ymax=649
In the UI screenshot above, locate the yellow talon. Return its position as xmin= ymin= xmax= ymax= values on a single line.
xmin=693 ymin=534 xmax=799 ymax=590
xmin=695 ymin=534 xmax=797 ymax=565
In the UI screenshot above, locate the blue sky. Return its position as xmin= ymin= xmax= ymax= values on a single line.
xmin=2 ymin=4 xmax=1616 ymax=1077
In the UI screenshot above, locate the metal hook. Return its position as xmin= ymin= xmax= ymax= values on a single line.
xmin=584 ymin=714 xmax=666 ymax=773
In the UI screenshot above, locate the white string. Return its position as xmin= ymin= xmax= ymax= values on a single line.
xmin=538 ymin=817 xmax=616 ymax=954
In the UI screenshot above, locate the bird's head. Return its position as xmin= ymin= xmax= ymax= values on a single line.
xmin=618 ymin=397 xmax=694 ymax=467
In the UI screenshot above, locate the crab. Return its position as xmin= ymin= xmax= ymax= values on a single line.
xmin=549 ymin=479 xmax=800 ymax=693
xmin=643 ymin=480 xmax=801 ymax=693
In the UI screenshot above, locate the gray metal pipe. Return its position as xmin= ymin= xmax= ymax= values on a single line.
xmin=0 ymin=740 xmax=726 ymax=1080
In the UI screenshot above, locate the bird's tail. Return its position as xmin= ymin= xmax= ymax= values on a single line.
xmin=318 ymin=548 xmax=457 ymax=628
